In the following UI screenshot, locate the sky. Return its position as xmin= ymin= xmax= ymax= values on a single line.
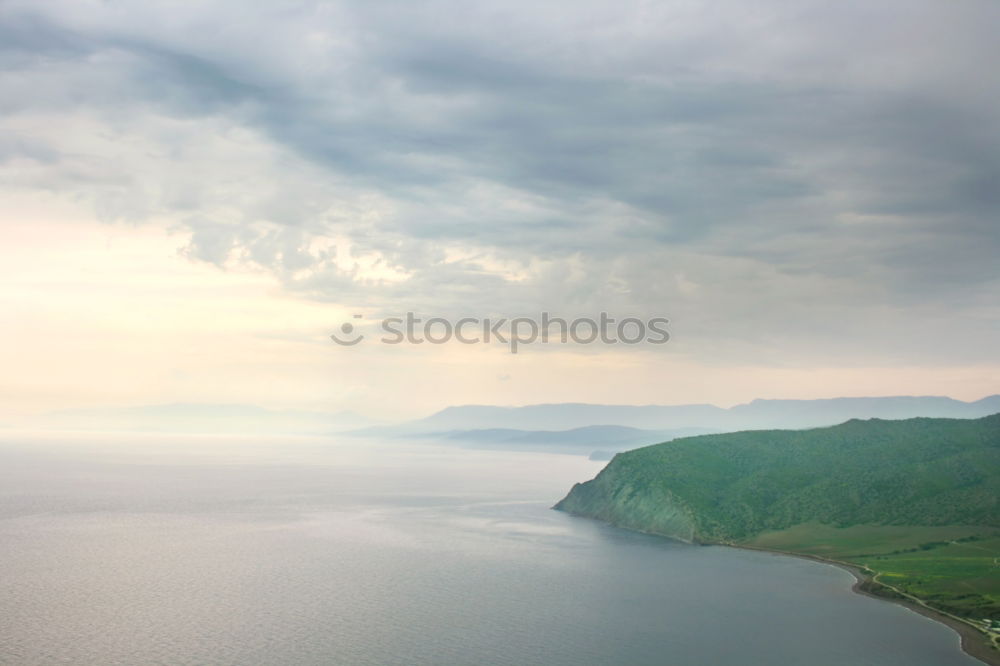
xmin=1 ymin=0 xmax=998 ymax=421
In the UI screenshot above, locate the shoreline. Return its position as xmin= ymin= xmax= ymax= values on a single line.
xmin=554 ymin=507 xmax=998 ymax=664
xmin=732 ymin=543 xmax=999 ymax=666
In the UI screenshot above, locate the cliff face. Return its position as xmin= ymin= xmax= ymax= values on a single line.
xmin=554 ymin=472 xmax=699 ymax=542
xmin=554 ymin=414 xmax=1000 ymax=544
xmin=554 ymin=453 xmax=703 ymax=542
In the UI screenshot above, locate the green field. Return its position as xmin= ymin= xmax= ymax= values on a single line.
xmin=747 ymin=523 xmax=1000 ymax=620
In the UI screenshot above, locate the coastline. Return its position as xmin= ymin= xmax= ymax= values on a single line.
xmin=732 ymin=543 xmax=999 ymax=666
xmin=554 ymin=507 xmax=998 ymax=665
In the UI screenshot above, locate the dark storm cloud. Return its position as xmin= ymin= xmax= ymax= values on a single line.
xmin=1 ymin=0 xmax=998 ymax=363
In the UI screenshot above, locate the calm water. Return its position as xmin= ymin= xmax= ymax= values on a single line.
xmin=0 ymin=434 xmax=983 ymax=666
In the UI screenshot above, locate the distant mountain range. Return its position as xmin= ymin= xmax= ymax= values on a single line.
xmin=360 ymin=395 xmax=1000 ymax=436
xmin=433 ymin=425 xmax=717 ymax=456
xmin=26 ymin=403 xmax=377 ymax=435
xmin=16 ymin=395 xmax=1000 ymax=442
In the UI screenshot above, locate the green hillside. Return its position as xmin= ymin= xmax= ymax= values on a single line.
xmin=555 ymin=414 xmax=1000 ymax=624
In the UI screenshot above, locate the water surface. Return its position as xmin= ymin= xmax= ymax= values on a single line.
xmin=0 ymin=434 xmax=982 ymax=665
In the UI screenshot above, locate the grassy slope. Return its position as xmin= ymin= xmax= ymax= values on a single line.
xmin=555 ymin=414 xmax=1000 ymax=623
xmin=747 ymin=524 xmax=1000 ymax=621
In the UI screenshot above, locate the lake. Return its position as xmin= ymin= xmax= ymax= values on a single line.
xmin=0 ymin=434 xmax=983 ymax=665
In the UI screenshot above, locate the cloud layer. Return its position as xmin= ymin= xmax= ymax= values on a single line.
xmin=3 ymin=0 xmax=998 ymax=366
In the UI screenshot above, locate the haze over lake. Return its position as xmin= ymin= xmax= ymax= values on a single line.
xmin=0 ymin=435 xmax=981 ymax=666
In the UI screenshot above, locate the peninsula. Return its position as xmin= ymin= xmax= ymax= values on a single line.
xmin=555 ymin=414 xmax=1000 ymax=663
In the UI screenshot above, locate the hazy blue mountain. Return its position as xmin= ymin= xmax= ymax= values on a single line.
xmin=438 ymin=425 xmax=717 ymax=455
xmin=34 ymin=403 xmax=377 ymax=435
xmin=416 ymin=403 xmax=726 ymax=431
xmin=362 ymin=395 xmax=1000 ymax=436
xmin=726 ymin=395 xmax=1000 ymax=429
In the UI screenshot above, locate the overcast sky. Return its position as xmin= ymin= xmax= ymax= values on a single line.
xmin=2 ymin=0 xmax=998 ymax=420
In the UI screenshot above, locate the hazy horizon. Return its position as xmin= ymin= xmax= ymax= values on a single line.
xmin=3 ymin=0 xmax=1000 ymax=423
xmin=4 ymin=392 xmax=997 ymax=437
